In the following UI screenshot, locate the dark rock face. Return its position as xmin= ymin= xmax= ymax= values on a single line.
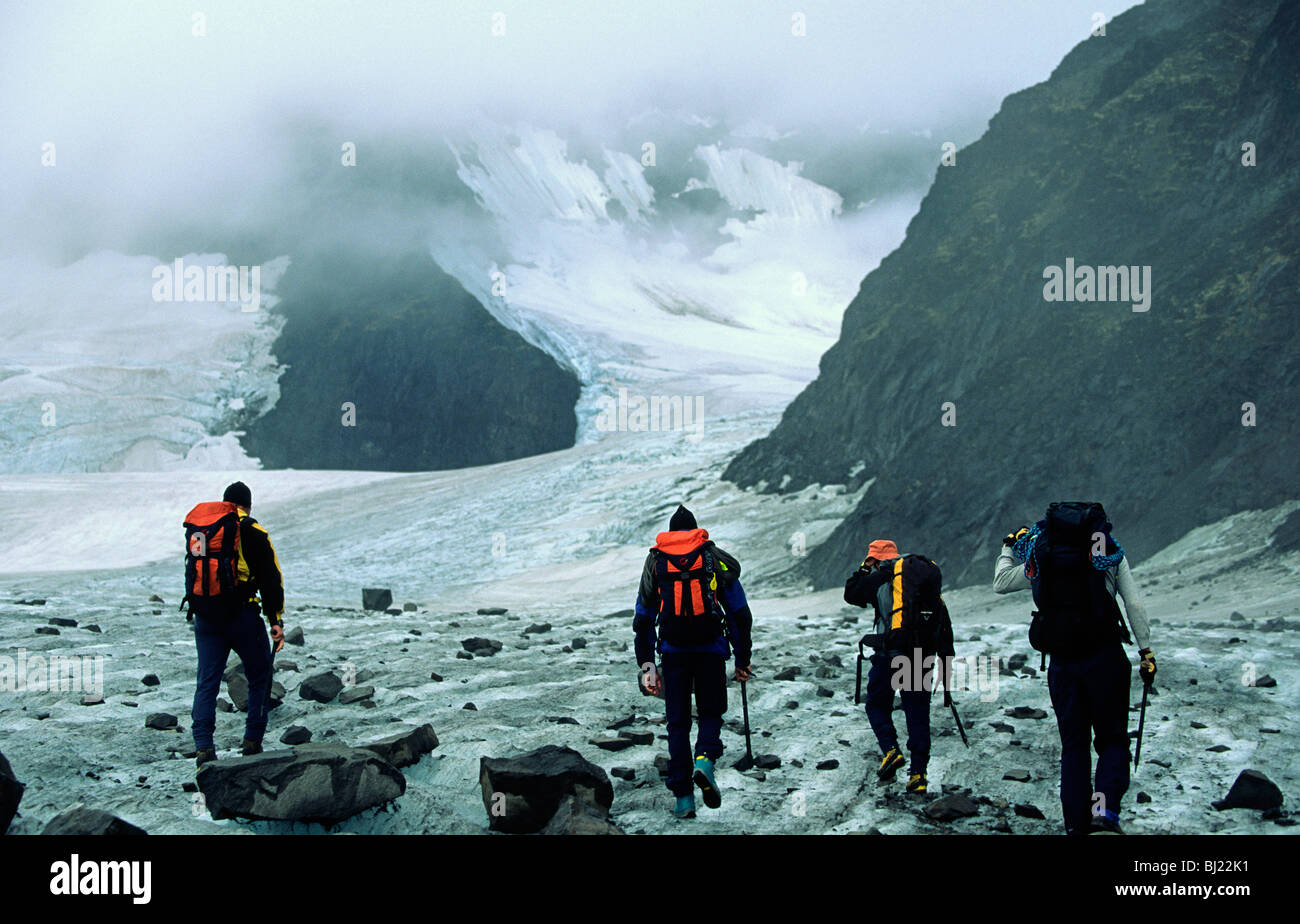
xmin=479 ymin=745 xmax=614 ymax=834
xmin=240 ymin=251 xmax=579 ymax=472
xmin=196 ymin=744 xmax=406 ymax=825
xmin=338 ymin=685 xmax=375 ymax=706
xmin=362 ymin=589 xmax=393 ymax=612
xmin=300 ymin=672 xmax=344 ymax=703
xmin=0 ymin=750 xmax=24 ymax=834
xmin=1213 ymin=769 xmax=1284 ymax=811
xmin=541 ymin=794 xmax=624 ymax=835
xmin=924 ymin=793 xmax=980 ymax=822
xmin=724 ymin=0 xmax=1300 ymax=587
xmin=360 ymin=724 xmax=440 ymax=769
xmin=42 ymin=805 xmax=147 ymax=836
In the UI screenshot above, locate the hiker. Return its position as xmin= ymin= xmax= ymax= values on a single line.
xmin=185 ymin=481 xmax=285 ymax=767
xmin=844 ymin=540 xmax=954 ymax=795
xmin=996 ymin=502 xmax=1156 ymax=835
xmin=633 ymin=505 xmax=753 ymax=819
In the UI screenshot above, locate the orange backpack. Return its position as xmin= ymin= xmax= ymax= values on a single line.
xmin=183 ymin=501 xmax=243 ymax=617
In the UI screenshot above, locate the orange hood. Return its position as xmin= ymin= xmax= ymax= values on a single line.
xmin=655 ymin=528 xmax=709 ymax=554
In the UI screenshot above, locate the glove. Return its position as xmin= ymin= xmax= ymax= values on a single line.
xmin=1138 ymin=648 xmax=1156 ymax=685
xmin=1003 ymin=526 xmax=1030 ymax=548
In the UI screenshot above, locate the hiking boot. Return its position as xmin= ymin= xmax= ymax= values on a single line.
xmin=1089 ymin=816 xmax=1125 ymax=835
xmin=877 ymin=748 xmax=905 ymax=781
xmin=693 ymin=756 xmax=722 ymax=809
xmin=195 ymin=748 xmax=217 ymax=768
xmin=240 ymin=738 xmax=263 ymax=757
xmin=671 ymin=795 xmax=697 ymax=819
xmin=906 ymin=772 xmax=928 ymax=795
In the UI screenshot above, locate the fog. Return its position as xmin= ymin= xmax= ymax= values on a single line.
xmin=1 ymin=0 xmax=1140 ymax=261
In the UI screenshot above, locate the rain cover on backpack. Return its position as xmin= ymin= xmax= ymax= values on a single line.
xmin=183 ymin=501 xmax=243 ymax=618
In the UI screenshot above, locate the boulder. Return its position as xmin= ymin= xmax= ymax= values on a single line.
xmin=197 ymin=743 xmax=406 ymax=825
xmin=1013 ymin=803 xmax=1046 ymax=820
xmin=362 ymin=588 xmax=393 ymax=612
xmin=541 ymin=794 xmax=624 ymax=835
xmin=589 ymin=737 xmax=634 ymax=752
xmin=0 ymin=750 xmax=24 ymax=834
xmin=281 ymin=725 xmax=312 ymax=745
xmin=754 ymin=754 xmax=782 ymax=770
xmin=1213 ymin=769 xmax=1284 ymax=811
xmin=300 ymin=672 xmax=344 ymax=703
xmin=774 ymin=667 xmax=801 ymax=681
xmin=144 ymin=713 xmax=178 ymax=731
xmin=1003 ymin=770 xmax=1031 ymax=782
xmin=141 ymin=673 xmax=161 ymax=687
xmin=524 ymin=623 xmax=552 ymax=635
xmin=1005 ymin=706 xmax=1048 ymax=720
xmin=285 ymin=626 xmax=305 ymax=647
xmin=338 ymin=685 xmax=375 ymax=706
xmin=360 ymin=724 xmax=440 ymax=768
xmin=48 ymin=617 xmax=77 ymax=628
xmin=476 ymin=607 xmax=508 ymax=616
xmin=42 ymin=805 xmax=146 ymax=836
xmin=571 ymin=637 xmax=587 ymax=650
xmin=924 ymin=793 xmax=980 ymax=822
xmin=461 ymin=637 xmax=503 ymax=657
xmin=479 ymin=745 xmax=613 ymax=834
xmin=402 ymin=602 xmax=418 ymax=612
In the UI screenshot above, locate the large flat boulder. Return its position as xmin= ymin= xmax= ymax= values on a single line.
xmin=480 ymin=745 xmax=612 ymax=833
xmin=362 ymin=588 xmax=393 ymax=612
xmin=361 ymin=724 xmax=439 ymax=769
xmin=42 ymin=805 xmax=147 ymax=835
xmin=197 ymin=743 xmax=406 ymax=825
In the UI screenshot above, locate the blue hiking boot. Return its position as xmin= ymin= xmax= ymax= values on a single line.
xmin=672 ymin=794 xmax=696 ymax=819
xmin=693 ymin=756 xmax=722 ymax=809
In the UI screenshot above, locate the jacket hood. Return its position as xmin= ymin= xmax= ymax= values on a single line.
xmin=655 ymin=528 xmax=710 ymax=555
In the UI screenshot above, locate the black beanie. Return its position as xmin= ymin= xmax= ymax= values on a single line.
xmin=669 ymin=504 xmax=697 ymax=531
xmin=223 ymin=481 xmax=252 ymax=509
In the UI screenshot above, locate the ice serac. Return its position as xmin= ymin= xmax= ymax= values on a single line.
xmin=725 ymin=0 xmax=1300 ymax=587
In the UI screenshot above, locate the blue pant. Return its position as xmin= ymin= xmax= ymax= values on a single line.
xmin=661 ymin=650 xmax=727 ymax=797
xmin=192 ymin=603 xmax=272 ymax=750
xmin=864 ymin=650 xmax=932 ymax=774
xmin=1047 ymin=643 xmax=1132 ymax=833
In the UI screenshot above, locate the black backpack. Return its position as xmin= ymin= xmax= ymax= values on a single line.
xmin=1028 ymin=502 xmax=1132 ymax=657
xmin=654 ymin=545 xmax=725 ymax=647
xmin=883 ymin=554 xmax=955 ymax=657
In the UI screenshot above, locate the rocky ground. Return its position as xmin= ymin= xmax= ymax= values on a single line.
xmin=2 ymin=501 xmax=1296 ymax=834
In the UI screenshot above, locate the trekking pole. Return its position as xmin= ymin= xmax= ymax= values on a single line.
xmin=854 ymin=638 xmax=865 ymax=705
xmin=734 ymin=680 xmax=755 ymax=771
xmin=1133 ymin=679 xmax=1150 ymax=770
xmin=939 ymin=655 xmax=969 ymax=747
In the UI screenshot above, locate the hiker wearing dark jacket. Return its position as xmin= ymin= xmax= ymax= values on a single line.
xmin=995 ymin=504 xmax=1156 ymax=835
xmin=844 ymin=539 xmax=939 ymax=795
xmin=191 ymin=481 xmax=285 ymax=767
xmin=633 ymin=505 xmax=753 ymax=819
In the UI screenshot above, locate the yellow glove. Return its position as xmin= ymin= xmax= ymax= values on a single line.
xmin=1003 ymin=526 xmax=1030 ymax=548
xmin=1138 ymin=648 xmax=1157 ymax=685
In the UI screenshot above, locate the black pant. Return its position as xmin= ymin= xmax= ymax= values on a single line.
xmin=1047 ymin=643 xmax=1132 ymax=833
xmin=661 ymin=650 xmax=727 ymax=797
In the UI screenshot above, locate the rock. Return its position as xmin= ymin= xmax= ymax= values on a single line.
xmin=0 ymin=750 xmax=24 ymax=835
xmin=281 ymin=725 xmax=313 ymax=745
xmin=1007 ymin=652 xmax=1028 ymax=671
xmin=541 ymin=794 xmax=624 ymax=835
xmin=197 ymin=743 xmax=406 ymax=825
xmin=523 ymin=623 xmax=552 ymax=635
xmin=1005 ymin=706 xmax=1048 ymax=720
xmin=1190 ymin=721 xmax=1208 ymax=729
xmin=754 ymin=754 xmax=782 ymax=770
xmin=285 ymin=626 xmax=305 ymax=646
xmin=81 ymin=694 xmax=103 ymax=706
xmin=277 ymin=660 xmax=299 ymax=672
xmin=774 ymin=667 xmax=801 ymax=681
xmin=1002 ymin=770 xmax=1031 ymax=782
xmin=463 ymin=702 xmax=477 ymax=711
xmin=816 ymin=685 xmax=834 ymax=698
xmin=606 ymin=715 xmax=636 ymax=730
xmin=360 ymin=724 xmax=439 ymax=768
xmin=571 ymin=637 xmax=587 ymax=650
xmin=589 ymin=737 xmax=635 ymax=752
xmin=402 ymin=602 xmax=418 ymax=612
xmin=41 ymin=805 xmax=146 ymax=836
xmin=1212 ymin=769 xmax=1284 ymax=811
xmin=456 ymin=651 xmax=474 ymax=660
xmin=215 ymin=697 xmax=234 ymax=713
xmin=85 ymin=624 xmax=101 ymax=633
xmin=15 ymin=599 xmax=45 ymax=606
xmin=48 ymin=617 xmax=77 ymax=628
xmin=1229 ymin=611 xmax=1245 ymax=621
xmin=269 ymin=681 xmax=285 ymax=709
xmin=477 ymin=607 xmax=508 ymax=615
xmin=548 ymin=716 xmax=579 ymax=725
xmin=227 ymin=672 xmax=250 ymax=710
xmin=1013 ymin=803 xmax=1045 ymax=820
xmin=617 ymin=730 xmax=654 ymax=746
xmin=461 ymin=637 xmax=504 ymax=657
xmin=816 ymin=759 xmax=840 ymax=771
xmin=1253 ymin=674 xmax=1277 ymax=688
xmin=654 ymin=755 xmax=670 ymax=776
xmin=611 ymin=767 xmax=635 ymax=781
xmin=144 ymin=713 xmax=178 ymax=731
xmin=299 ymin=672 xmax=344 ymax=703
xmin=429 ymin=672 xmax=444 ymax=682
xmin=924 ymin=793 xmax=979 ymax=822
xmin=1136 ymin=791 xmax=1152 ymax=803
xmin=479 ymin=744 xmax=613 ymax=833
xmin=361 ymin=588 xmax=393 ymax=611
xmin=1206 ymin=745 xmax=1231 ymax=753
xmin=34 ymin=627 xmax=59 ymax=636
xmin=989 ymin=721 xmax=1014 ymax=733
xmin=338 ymin=685 xmax=375 ymax=706
xmin=149 ymin=594 xmax=165 ymax=603
xmin=784 ymin=700 xmax=799 ymax=710
xmin=141 ymin=673 xmax=161 ymax=687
